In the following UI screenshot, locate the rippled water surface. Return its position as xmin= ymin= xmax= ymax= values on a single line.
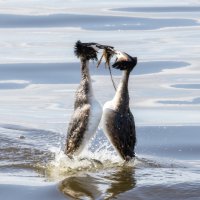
xmin=0 ymin=0 xmax=200 ymax=199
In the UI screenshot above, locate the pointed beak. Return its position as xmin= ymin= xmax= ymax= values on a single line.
xmin=96 ymin=44 xmax=114 ymax=50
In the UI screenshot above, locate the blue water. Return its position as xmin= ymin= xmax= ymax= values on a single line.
xmin=0 ymin=0 xmax=200 ymax=199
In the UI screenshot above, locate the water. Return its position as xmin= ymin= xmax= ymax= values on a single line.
xmin=0 ymin=0 xmax=200 ymax=199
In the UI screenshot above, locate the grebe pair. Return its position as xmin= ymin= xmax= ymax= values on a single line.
xmin=65 ymin=41 xmax=137 ymax=161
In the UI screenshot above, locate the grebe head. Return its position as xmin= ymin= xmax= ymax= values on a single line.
xmin=74 ymin=40 xmax=104 ymax=61
xmin=112 ymin=50 xmax=137 ymax=72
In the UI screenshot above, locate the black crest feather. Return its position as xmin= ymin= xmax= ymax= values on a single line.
xmin=112 ymin=57 xmax=137 ymax=71
xmin=74 ymin=40 xmax=98 ymax=61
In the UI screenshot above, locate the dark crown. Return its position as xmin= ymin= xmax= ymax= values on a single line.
xmin=112 ymin=56 xmax=137 ymax=71
xmin=74 ymin=40 xmax=98 ymax=61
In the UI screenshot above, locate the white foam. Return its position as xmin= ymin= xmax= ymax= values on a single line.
xmin=46 ymin=143 xmax=124 ymax=180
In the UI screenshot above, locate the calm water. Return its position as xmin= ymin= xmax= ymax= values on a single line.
xmin=0 ymin=0 xmax=200 ymax=199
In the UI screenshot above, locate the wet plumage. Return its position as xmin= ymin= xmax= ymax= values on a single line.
xmin=102 ymin=50 xmax=137 ymax=161
xmin=65 ymin=41 xmax=102 ymax=157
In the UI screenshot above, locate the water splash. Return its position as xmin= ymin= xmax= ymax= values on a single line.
xmin=45 ymin=138 xmax=129 ymax=180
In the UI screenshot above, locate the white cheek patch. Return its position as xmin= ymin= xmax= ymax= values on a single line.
xmin=116 ymin=51 xmax=129 ymax=61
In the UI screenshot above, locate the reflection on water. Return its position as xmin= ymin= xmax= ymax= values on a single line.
xmin=60 ymin=175 xmax=102 ymax=199
xmin=59 ymin=162 xmax=200 ymax=200
xmin=104 ymin=167 xmax=136 ymax=199
xmin=59 ymin=166 xmax=136 ymax=200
